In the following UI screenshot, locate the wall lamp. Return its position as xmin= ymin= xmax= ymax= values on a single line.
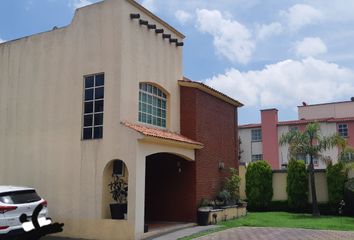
xmin=139 ymin=19 xmax=148 ymax=26
xmin=162 ymin=34 xmax=171 ymax=39
xmin=155 ymin=29 xmax=164 ymax=34
xmin=130 ymin=13 xmax=140 ymax=19
xmin=218 ymin=162 xmax=225 ymax=170
xmin=148 ymin=24 xmax=156 ymax=30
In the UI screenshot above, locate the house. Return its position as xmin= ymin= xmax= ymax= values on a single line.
xmin=0 ymin=0 xmax=242 ymax=239
xmin=239 ymin=99 xmax=354 ymax=170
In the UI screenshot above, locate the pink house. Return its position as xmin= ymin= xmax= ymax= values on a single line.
xmin=239 ymin=99 xmax=354 ymax=169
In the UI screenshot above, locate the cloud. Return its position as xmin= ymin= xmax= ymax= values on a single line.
xmin=175 ymin=10 xmax=193 ymax=25
xmin=280 ymin=4 xmax=323 ymax=31
xmin=69 ymin=0 xmax=93 ymax=9
xmin=295 ymin=37 xmax=327 ymax=58
xmin=204 ymin=58 xmax=354 ymax=107
xmin=256 ymin=22 xmax=282 ymax=40
xmin=141 ymin=0 xmax=157 ymax=13
xmin=196 ymin=9 xmax=255 ymax=64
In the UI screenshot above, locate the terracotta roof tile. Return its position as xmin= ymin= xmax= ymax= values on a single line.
xmin=122 ymin=122 xmax=203 ymax=146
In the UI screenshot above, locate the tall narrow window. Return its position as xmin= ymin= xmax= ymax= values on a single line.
xmin=83 ymin=73 xmax=104 ymax=140
xmin=139 ymin=83 xmax=167 ymax=128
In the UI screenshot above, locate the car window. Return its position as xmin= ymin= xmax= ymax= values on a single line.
xmin=0 ymin=190 xmax=41 ymax=204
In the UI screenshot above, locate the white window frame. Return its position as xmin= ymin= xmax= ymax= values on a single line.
xmin=82 ymin=73 xmax=104 ymax=140
xmin=139 ymin=83 xmax=167 ymax=128
xmin=251 ymin=154 xmax=263 ymax=162
xmin=251 ymin=129 xmax=262 ymax=142
xmin=338 ymin=123 xmax=348 ymax=138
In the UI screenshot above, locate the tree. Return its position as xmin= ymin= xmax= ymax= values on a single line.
xmin=287 ymin=160 xmax=308 ymax=211
xmin=279 ymin=122 xmax=345 ymax=216
xmin=245 ymin=161 xmax=273 ymax=209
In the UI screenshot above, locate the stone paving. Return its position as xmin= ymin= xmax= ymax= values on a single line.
xmin=195 ymin=227 xmax=354 ymax=240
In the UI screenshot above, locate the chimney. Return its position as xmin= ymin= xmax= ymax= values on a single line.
xmin=261 ymin=109 xmax=279 ymax=169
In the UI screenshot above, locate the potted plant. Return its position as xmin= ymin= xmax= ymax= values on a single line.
xmin=108 ymin=175 xmax=128 ymax=219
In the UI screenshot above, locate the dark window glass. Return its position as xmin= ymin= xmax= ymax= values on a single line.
xmin=85 ymin=89 xmax=94 ymax=101
xmin=85 ymin=76 xmax=94 ymax=88
xmin=84 ymin=115 xmax=93 ymax=127
xmin=95 ymin=100 xmax=104 ymax=112
xmin=83 ymin=73 xmax=104 ymax=140
xmin=83 ymin=128 xmax=92 ymax=139
xmin=95 ymin=87 xmax=104 ymax=99
xmin=84 ymin=102 xmax=93 ymax=114
xmin=96 ymin=74 xmax=105 ymax=86
xmin=94 ymin=113 xmax=104 ymax=126
xmin=0 ymin=190 xmax=41 ymax=204
xmin=94 ymin=127 xmax=103 ymax=138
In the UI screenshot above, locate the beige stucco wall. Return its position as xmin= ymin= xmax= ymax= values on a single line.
xmin=299 ymin=101 xmax=354 ymax=119
xmin=239 ymin=165 xmax=329 ymax=203
xmin=0 ymin=0 xmax=187 ymax=239
xmin=239 ymin=165 xmax=246 ymax=200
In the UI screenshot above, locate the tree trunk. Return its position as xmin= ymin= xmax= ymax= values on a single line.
xmin=309 ymin=155 xmax=320 ymax=216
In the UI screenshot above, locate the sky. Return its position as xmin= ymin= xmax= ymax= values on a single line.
xmin=1 ymin=0 xmax=354 ymax=124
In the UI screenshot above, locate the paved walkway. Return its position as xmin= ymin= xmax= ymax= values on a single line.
xmin=149 ymin=225 xmax=219 ymax=240
xmin=195 ymin=227 xmax=354 ymax=240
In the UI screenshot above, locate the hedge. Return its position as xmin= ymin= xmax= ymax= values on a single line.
xmin=287 ymin=160 xmax=308 ymax=211
xmin=245 ymin=160 xmax=273 ymax=209
xmin=326 ymin=162 xmax=347 ymax=208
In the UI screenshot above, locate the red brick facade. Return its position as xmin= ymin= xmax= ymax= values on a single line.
xmin=180 ymin=86 xmax=239 ymax=216
xmin=145 ymin=86 xmax=240 ymax=223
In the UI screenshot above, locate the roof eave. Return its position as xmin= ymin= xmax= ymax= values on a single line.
xmin=178 ymin=80 xmax=243 ymax=107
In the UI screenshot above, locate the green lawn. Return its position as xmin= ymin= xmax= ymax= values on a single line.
xmin=179 ymin=212 xmax=354 ymax=240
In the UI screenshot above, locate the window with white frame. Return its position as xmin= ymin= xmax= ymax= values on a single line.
xmin=338 ymin=124 xmax=348 ymax=137
xmin=82 ymin=73 xmax=104 ymax=140
xmin=251 ymin=129 xmax=262 ymax=141
xmin=139 ymin=83 xmax=167 ymax=128
xmin=251 ymin=154 xmax=263 ymax=162
xmin=289 ymin=126 xmax=298 ymax=132
xmin=296 ymin=154 xmax=318 ymax=165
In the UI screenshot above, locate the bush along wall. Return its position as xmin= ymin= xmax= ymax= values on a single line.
xmin=287 ymin=160 xmax=308 ymax=211
xmin=245 ymin=160 xmax=273 ymax=210
xmin=326 ymin=162 xmax=347 ymax=214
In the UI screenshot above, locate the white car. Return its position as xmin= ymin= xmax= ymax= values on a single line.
xmin=0 ymin=186 xmax=49 ymax=236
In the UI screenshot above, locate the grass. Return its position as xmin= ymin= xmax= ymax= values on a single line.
xmin=179 ymin=212 xmax=354 ymax=240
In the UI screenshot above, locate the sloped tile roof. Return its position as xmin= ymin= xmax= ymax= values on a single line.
xmin=179 ymin=78 xmax=243 ymax=107
xmin=122 ymin=122 xmax=203 ymax=147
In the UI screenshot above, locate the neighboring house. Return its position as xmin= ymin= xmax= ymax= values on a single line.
xmin=0 ymin=0 xmax=242 ymax=239
xmin=239 ymin=100 xmax=354 ymax=170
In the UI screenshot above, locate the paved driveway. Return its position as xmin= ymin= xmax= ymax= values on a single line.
xmin=196 ymin=227 xmax=354 ymax=240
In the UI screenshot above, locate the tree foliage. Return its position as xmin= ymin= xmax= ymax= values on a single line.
xmin=287 ymin=160 xmax=309 ymax=210
xmin=246 ymin=160 xmax=273 ymax=209
xmin=279 ymin=122 xmax=345 ymax=216
xmin=224 ymin=168 xmax=241 ymax=204
xmin=326 ymin=162 xmax=347 ymax=206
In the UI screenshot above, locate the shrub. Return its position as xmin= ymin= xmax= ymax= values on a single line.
xmin=327 ymin=162 xmax=347 ymax=207
xmin=245 ymin=160 xmax=273 ymax=209
xmin=287 ymin=160 xmax=308 ymax=211
xmin=224 ymin=168 xmax=241 ymax=204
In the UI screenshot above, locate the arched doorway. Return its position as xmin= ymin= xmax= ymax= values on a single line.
xmin=145 ymin=153 xmax=196 ymax=225
xmin=102 ymin=159 xmax=129 ymax=219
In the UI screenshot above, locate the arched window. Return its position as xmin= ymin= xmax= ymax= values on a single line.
xmin=139 ymin=83 xmax=167 ymax=128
